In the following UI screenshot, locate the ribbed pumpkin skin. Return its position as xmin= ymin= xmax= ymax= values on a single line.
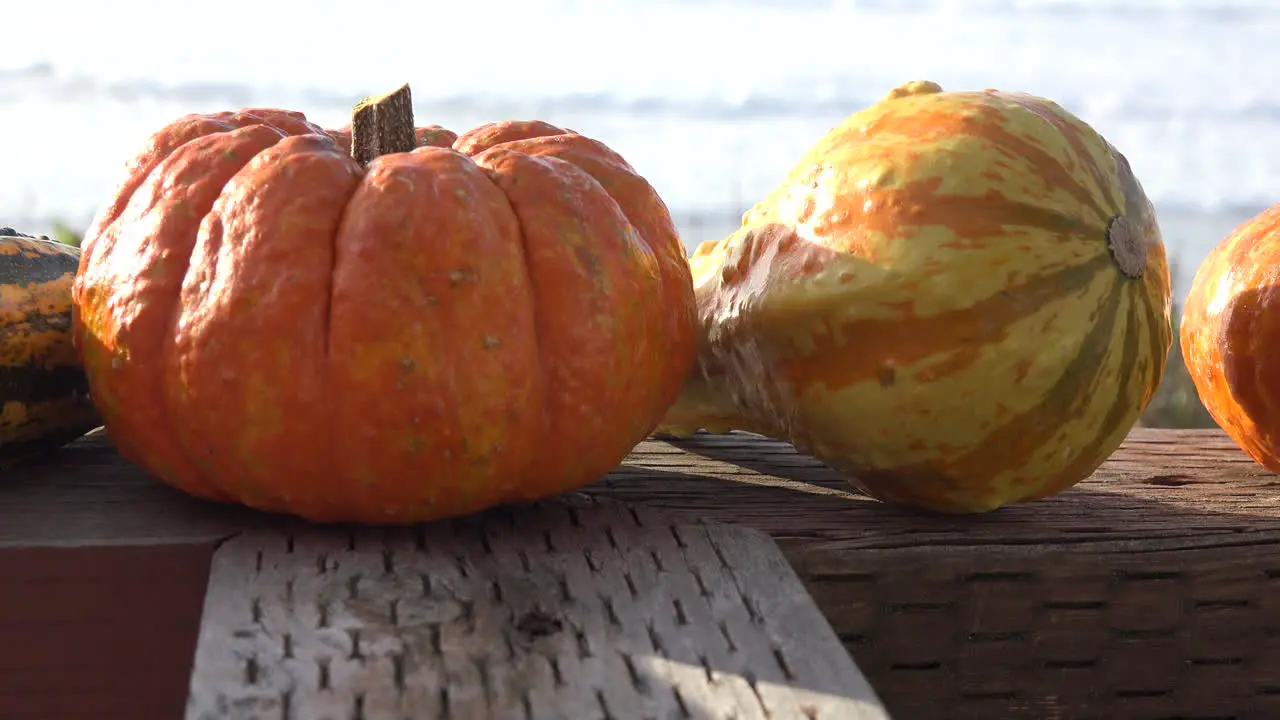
xmin=658 ymin=81 xmax=1172 ymax=513
xmin=1181 ymin=205 xmax=1280 ymax=469
xmin=0 ymin=231 xmax=100 ymax=465
xmin=72 ymin=109 xmax=696 ymax=524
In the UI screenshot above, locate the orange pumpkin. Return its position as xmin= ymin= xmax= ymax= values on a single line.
xmin=72 ymin=84 xmax=696 ymax=524
xmin=1181 ymin=204 xmax=1280 ymax=469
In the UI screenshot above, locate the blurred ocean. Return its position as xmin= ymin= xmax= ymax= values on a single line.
xmin=4 ymin=0 xmax=1277 ymax=297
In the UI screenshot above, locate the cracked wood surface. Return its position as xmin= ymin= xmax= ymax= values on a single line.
xmin=185 ymin=497 xmax=889 ymax=720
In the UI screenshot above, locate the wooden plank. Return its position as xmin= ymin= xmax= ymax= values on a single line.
xmin=604 ymin=430 xmax=1280 ymax=720
xmin=185 ymin=496 xmax=889 ymax=720
xmin=5 ymin=426 xmax=1280 ymax=719
xmin=0 ymin=429 xmax=262 ymax=548
xmin=3 ymin=427 xmax=1275 ymax=550
xmin=600 ymin=428 xmax=1280 ymax=549
xmin=4 ymin=427 xmax=1275 ymax=549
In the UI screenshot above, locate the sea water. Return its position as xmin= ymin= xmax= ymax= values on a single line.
xmin=4 ymin=0 xmax=1277 ymax=298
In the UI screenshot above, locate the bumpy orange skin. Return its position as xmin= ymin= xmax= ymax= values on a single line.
xmin=1182 ymin=205 xmax=1280 ymax=470
xmin=72 ymin=108 xmax=696 ymax=524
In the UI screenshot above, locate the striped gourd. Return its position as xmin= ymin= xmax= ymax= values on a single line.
xmin=657 ymin=81 xmax=1173 ymax=513
xmin=0 ymin=228 xmax=101 ymax=466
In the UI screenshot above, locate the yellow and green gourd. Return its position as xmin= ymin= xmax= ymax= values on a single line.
xmin=659 ymin=81 xmax=1173 ymax=513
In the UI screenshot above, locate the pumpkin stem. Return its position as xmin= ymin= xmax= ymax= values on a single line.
xmin=351 ymin=84 xmax=417 ymax=166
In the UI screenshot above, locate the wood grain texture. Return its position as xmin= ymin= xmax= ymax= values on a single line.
xmin=622 ymin=430 xmax=1280 ymax=720
xmin=5 ymin=427 xmax=1273 ymax=549
xmin=0 ymin=428 xmax=262 ymax=548
xmin=185 ymin=496 xmax=887 ymax=720
xmin=4 ymin=427 xmax=1279 ymax=719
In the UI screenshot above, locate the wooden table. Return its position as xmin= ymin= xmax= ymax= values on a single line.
xmin=2 ymin=427 xmax=1276 ymax=719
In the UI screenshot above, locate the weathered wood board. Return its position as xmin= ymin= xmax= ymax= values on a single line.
xmin=186 ymin=497 xmax=889 ymax=720
xmin=3 ymin=427 xmax=1279 ymax=719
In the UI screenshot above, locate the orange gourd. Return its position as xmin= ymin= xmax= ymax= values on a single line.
xmin=1182 ymin=205 xmax=1280 ymax=469
xmin=72 ymin=84 xmax=696 ymax=524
